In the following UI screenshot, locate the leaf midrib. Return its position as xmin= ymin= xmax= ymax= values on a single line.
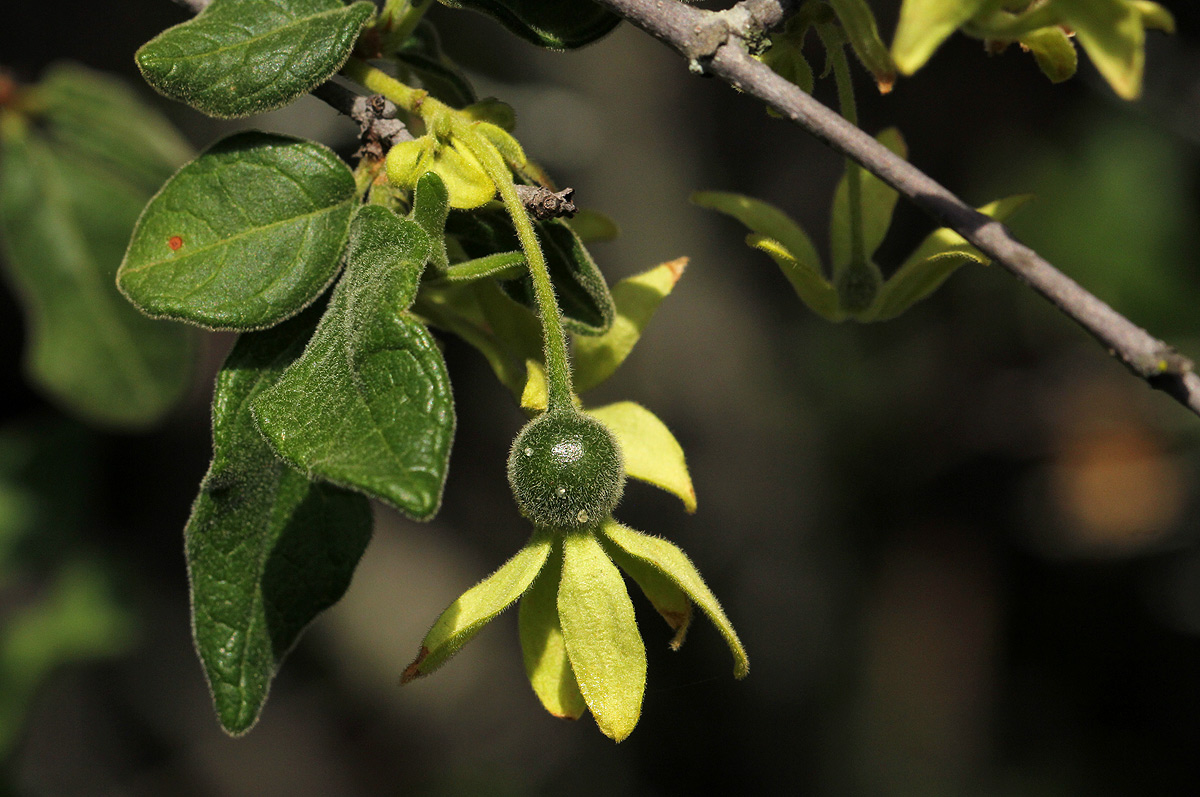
xmin=121 ymin=201 xmax=349 ymax=278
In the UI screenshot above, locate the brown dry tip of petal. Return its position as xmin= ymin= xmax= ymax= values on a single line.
xmin=875 ymin=74 xmax=896 ymax=94
xmin=664 ymin=256 xmax=689 ymax=284
xmin=400 ymin=646 xmax=430 ymax=684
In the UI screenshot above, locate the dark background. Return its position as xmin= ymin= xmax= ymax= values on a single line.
xmin=4 ymin=1 xmax=1200 ymax=793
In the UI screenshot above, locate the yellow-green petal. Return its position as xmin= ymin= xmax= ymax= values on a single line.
xmin=587 ymin=401 xmax=696 ymax=513
xmin=603 ymin=540 xmax=693 ymax=649
xmin=573 ymin=257 xmax=688 ymax=393
xmin=402 ymin=527 xmax=553 ymax=682
xmin=558 ymin=529 xmax=646 ymax=742
xmin=518 ymin=537 xmax=587 ymax=719
xmin=600 ymin=520 xmax=748 ymax=679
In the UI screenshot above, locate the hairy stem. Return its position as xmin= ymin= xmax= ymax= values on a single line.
xmin=342 ymin=59 xmax=574 ymax=412
xmin=826 ymin=29 xmax=865 ymax=278
xmin=456 ymin=126 xmax=575 ymax=413
xmin=592 ymin=0 xmax=1200 ymax=417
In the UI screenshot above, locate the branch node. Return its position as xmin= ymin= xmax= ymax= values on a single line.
xmin=350 ymin=93 xmax=412 ymax=161
xmin=515 ymin=185 xmax=577 ymax=220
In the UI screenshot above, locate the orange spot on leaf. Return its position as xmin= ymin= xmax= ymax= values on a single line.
xmin=168 ymin=236 xmax=184 ymax=251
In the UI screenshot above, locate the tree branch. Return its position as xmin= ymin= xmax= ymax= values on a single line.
xmin=593 ymin=0 xmax=1200 ymax=417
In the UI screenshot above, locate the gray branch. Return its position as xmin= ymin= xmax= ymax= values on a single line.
xmin=593 ymin=0 xmax=1200 ymax=417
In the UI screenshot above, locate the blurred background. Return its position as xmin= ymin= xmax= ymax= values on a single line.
xmin=3 ymin=0 xmax=1200 ymax=793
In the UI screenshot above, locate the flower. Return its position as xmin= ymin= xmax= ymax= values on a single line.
xmin=401 ymin=516 xmax=748 ymax=742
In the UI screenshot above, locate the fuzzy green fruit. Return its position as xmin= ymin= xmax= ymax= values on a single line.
xmin=507 ymin=409 xmax=625 ymax=529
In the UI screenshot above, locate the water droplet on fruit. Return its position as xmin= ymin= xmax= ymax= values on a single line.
xmin=576 ymin=510 xmax=589 ymax=524
xmin=524 ymin=447 xmax=533 ymax=457
xmin=556 ymin=486 xmax=567 ymax=498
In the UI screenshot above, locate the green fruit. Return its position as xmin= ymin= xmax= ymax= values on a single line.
xmin=507 ymin=409 xmax=624 ymax=529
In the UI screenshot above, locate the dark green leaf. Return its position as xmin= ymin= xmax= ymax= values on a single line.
xmin=118 ymin=131 xmax=356 ymax=331
xmin=0 ymin=118 xmax=193 ymax=428
xmin=395 ymin=22 xmax=477 ymax=108
xmin=439 ymin=0 xmax=620 ymax=49
xmin=447 ymin=208 xmax=615 ymax=335
xmin=187 ymin=306 xmax=372 ymax=735
xmin=35 ymin=63 xmax=193 ymax=195
xmin=252 ymin=206 xmax=455 ymax=519
xmin=410 ymin=171 xmax=451 ymax=273
xmin=136 ymin=0 xmax=375 ymax=118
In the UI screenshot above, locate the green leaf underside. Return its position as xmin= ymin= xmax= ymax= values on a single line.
xmin=690 ymin=191 xmax=823 ymax=274
xmin=187 ymin=306 xmax=372 ymax=735
xmin=891 ymin=0 xmax=991 ymax=75
xmin=831 ymin=127 xmax=906 ymax=272
xmin=0 ymin=121 xmax=192 ymax=428
xmin=36 ymin=63 xmax=194 ymax=195
xmin=447 ymin=207 xmax=615 ymax=336
xmin=252 ymin=206 xmax=455 ymax=519
xmin=600 ymin=520 xmax=748 ymax=680
xmin=518 ymin=537 xmax=587 ymax=719
xmin=871 ymin=194 xmax=1030 ymax=320
xmin=404 ymin=527 xmax=554 ymax=682
xmin=558 ymin=529 xmax=645 ymax=742
xmin=439 ymin=0 xmax=620 ymax=49
xmin=118 ymin=131 xmax=356 ymax=330
xmin=413 ymin=283 xmax=527 ymax=396
xmin=136 ymin=0 xmax=375 ymax=118
xmin=566 ymin=209 xmax=620 ymax=243
xmin=573 ymin=257 xmax=687 ymax=394
xmin=602 ymin=539 xmax=692 ymax=650
xmin=587 ymin=402 xmax=696 ymax=513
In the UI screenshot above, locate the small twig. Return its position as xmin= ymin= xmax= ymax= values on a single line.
xmin=593 ymin=0 xmax=1200 ymax=417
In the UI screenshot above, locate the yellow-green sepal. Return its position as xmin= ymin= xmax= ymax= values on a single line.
xmin=827 ymin=0 xmax=897 ymax=91
xmin=869 ymin=194 xmax=1031 ymax=321
xmin=518 ymin=536 xmax=587 ymax=719
xmin=891 ymin=0 xmax=991 ymax=75
xmin=831 ymin=127 xmax=906 ymax=274
xmin=747 ymin=235 xmax=842 ymax=321
xmin=471 ymin=120 xmax=526 ymax=170
xmin=602 ymin=537 xmax=693 ymax=649
xmin=385 ymin=134 xmax=495 ymax=209
xmin=573 ymin=257 xmax=687 ymax=393
xmin=1020 ymin=25 xmax=1078 ymax=83
xmin=558 ymin=528 xmax=646 ymax=742
xmin=462 ymin=98 xmax=517 ymax=130
xmin=402 ymin=527 xmax=553 ymax=682
xmin=599 ymin=519 xmax=748 ymax=680
xmin=691 ymin=191 xmax=823 ymax=274
xmin=587 ymin=402 xmax=696 ymax=513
